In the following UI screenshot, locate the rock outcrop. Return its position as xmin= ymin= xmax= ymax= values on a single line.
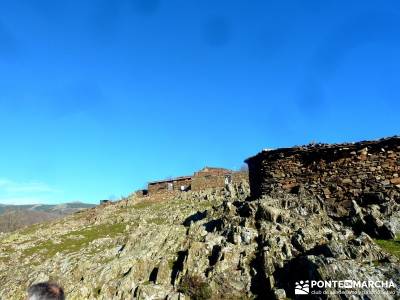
xmin=0 ymin=180 xmax=398 ymax=299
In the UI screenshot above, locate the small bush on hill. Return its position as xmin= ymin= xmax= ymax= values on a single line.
xmin=178 ymin=274 xmax=212 ymax=300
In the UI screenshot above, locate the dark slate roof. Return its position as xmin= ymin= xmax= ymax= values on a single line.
xmin=148 ymin=176 xmax=192 ymax=185
xmin=245 ymin=136 xmax=400 ymax=163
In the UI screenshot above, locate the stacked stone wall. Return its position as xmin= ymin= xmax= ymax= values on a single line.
xmin=191 ymin=170 xmax=248 ymax=191
xmin=246 ymin=137 xmax=400 ymax=216
xmin=232 ymin=171 xmax=249 ymax=185
xmin=146 ymin=169 xmax=249 ymax=195
xmin=148 ymin=182 xmax=169 ymax=194
xmin=148 ymin=178 xmax=192 ymax=194
xmin=191 ymin=175 xmax=226 ymax=191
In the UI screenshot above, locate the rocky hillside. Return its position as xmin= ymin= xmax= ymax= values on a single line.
xmin=0 ymin=202 xmax=96 ymax=233
xmin=0 ymin=182 xmax=399 ymax=299
xmin=0 ymin=202 xmax=96 ymax=215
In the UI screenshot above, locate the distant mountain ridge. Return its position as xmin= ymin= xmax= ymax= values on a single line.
xmin=0 ymin=202 xmax=96 ymax=233
xmin=0 ymin=202 xmax=95 ymax=214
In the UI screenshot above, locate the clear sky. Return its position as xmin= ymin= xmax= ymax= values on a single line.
xmin=0 ymin=0 xmax=399 ymax=204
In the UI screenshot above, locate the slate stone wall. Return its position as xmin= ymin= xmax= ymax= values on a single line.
xmin=245 ymin=137 xmax=400 ymax=216
xmin=148 ymin=178 xmax=192 ymax=194
xmin=191 ymin=168 xmax=248 ymax=191
xmin=232 ymin=171 xmax=249 ymax=185
xmin=146 ymin=169 xmax=249 ymax=195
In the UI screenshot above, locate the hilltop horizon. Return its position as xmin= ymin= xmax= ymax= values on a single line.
xmin=0 ymin=200 xmax=95 ymax=206
xmin=2 ymin=134 xmax=399 ymax=206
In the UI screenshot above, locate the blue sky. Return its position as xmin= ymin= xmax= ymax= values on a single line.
xmin=0 ymin=0 xmax=399 ymax=204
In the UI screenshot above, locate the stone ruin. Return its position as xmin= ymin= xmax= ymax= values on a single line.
xmin=142 ymin=167 xmax=249 ymax=196
xmin=133 ymin=137 xmax=399 ymax=239
xmin=245 ymin=136 xmax=400 ymax=238
xmin=245 ymin=137 xmax=399 ymax=213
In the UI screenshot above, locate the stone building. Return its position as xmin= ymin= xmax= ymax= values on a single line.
xmin=245 ymin=136 xmax=400 ymax=216
xmin=135 ymin=189 xmax=148 ymax=197
xmin=148 ymin=176 xmax=192 ymax=194
xmin=191 ymin=167 xmax=233 ymax=191
xmin=146 ymin=167 xmax=249 ymax=195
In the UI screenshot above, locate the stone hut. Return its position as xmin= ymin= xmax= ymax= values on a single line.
xmin=148 ymin=176 xmax=192 ymax=194
xmin=135 ymin=189 xmax=148 ymax=197
xmin=146 ymin=167 xmax=249 ymax=195
xmin=191 ymin=167 xmax=233 ymax=191
xmin=245 ymin=136 xmax=400 ymax=216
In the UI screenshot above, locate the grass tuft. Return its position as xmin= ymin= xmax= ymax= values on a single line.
xmin=22 ymin=223 xmax=127 ymax=260
xmin=375 ymin=234 xmax=400 ymax=259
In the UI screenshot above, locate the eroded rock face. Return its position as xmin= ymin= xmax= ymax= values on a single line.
xmin=0 ymin=183 xmax=398 ymax=299
xmin=176 ymin=194 xmax=399 ymax=299
xmin=349 ymin=195 xmax=400 ymax=239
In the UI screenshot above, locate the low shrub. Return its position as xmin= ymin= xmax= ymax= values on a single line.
xmin=178 ymin=274 xmax=212 ymax=300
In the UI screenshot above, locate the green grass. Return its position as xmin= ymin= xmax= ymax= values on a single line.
xmin=133 ymin=201 xmax=160 ymax=210
xmin=0 ymin=249 xmax=11 ymax=263
xmin=148 ymin=217 xmax=167 ymax=225
xmin=168 ymin=259 xmax=175 ymax=269
xmin=22 ymin=222 xmax=127 ymax=260
xmin=18 ymin=223 xmax=43 ymax=236
xmin=178 ymin=274 xmax=212 ymax=300
xmin=375 ymin=235 xmax=400 ymax=259
xmin=0 ymin=257 xmax=10 ymax=263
